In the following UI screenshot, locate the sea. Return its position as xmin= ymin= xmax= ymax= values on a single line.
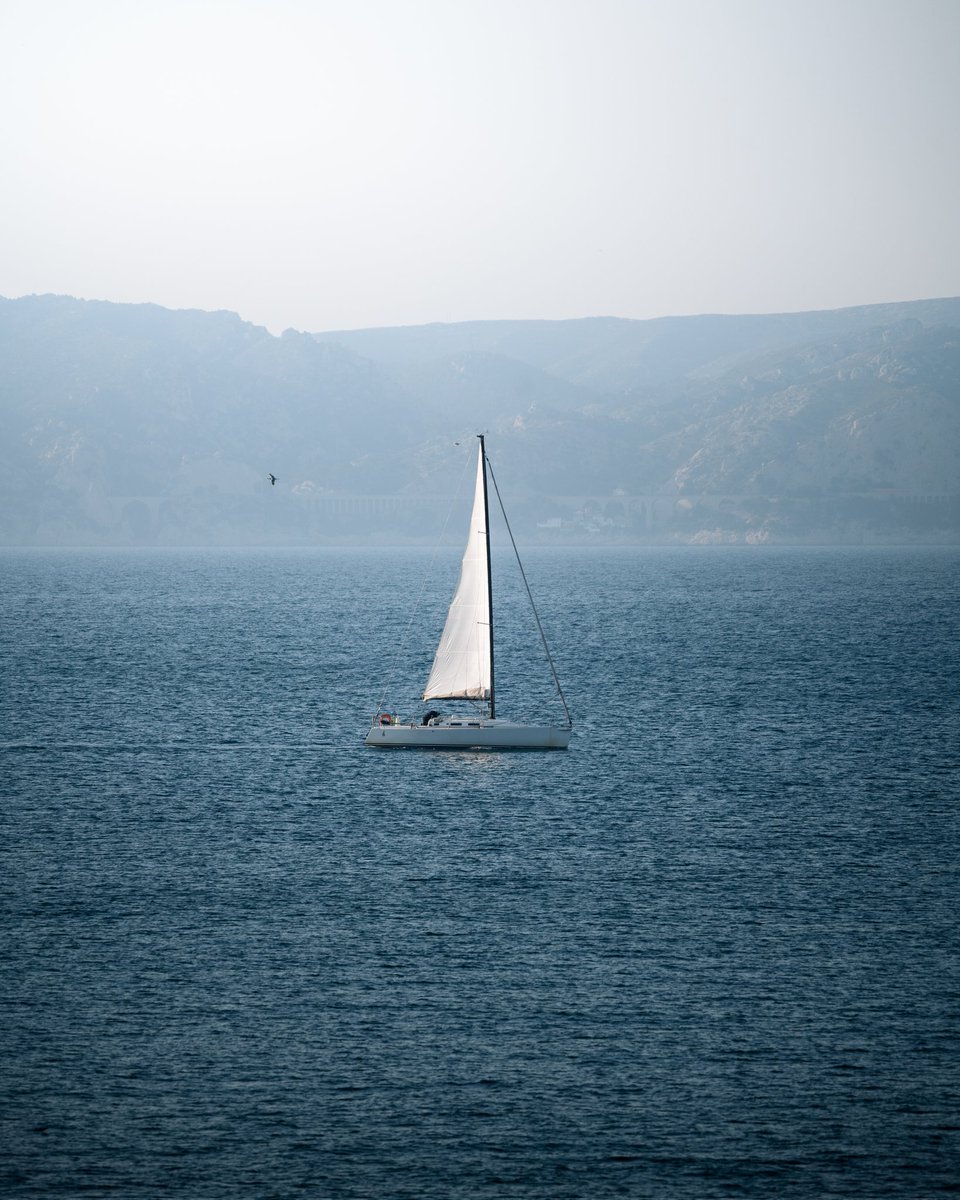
xmin=1 ymin=545 xmax=958 ymax=1199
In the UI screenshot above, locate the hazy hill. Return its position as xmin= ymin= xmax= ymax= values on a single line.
xmin=0 ymin=293 xmax=957 ymax=544
xmin=312 ymin=298 xmax=960 ymax=390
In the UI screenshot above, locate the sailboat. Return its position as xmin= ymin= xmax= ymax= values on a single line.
xmin=364 ymin=435 xmax=572 ymax=750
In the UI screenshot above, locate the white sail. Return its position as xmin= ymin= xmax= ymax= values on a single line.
xmin=422 ymin=445 xmax=491 ymax=701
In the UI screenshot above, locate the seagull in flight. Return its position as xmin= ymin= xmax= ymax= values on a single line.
xmin=268 ymin=473 xmax=277 ymax=486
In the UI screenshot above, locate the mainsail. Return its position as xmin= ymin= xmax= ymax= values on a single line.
xmin=422 ymin=445 xmax=491 ymax=701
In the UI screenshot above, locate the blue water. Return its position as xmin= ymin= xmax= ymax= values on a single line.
xmin=1 ymin=546 xmax=958 ymax=1198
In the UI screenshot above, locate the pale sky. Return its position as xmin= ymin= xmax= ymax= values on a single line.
xmin=1 ymin=0 xmax=957 ymax=333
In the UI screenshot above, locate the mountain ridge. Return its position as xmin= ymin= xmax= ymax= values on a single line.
xmin=1 ymin=293 xmax=957 ymax=544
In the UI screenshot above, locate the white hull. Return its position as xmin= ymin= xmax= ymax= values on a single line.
xmin=365 ymin=718 xmax=571 ymax=750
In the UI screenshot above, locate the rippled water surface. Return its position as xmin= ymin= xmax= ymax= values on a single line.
xmin=1 ymin=546 xmax=958 ymax=1198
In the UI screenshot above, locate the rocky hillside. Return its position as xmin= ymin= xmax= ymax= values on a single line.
xmin=0 ymin=294 xmax=957 ymax=544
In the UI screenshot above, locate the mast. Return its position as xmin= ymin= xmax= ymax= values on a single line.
xmin=478 ymin=434 xmax=495 ymax=719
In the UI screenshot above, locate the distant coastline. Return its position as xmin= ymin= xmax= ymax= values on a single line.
xmin=2 ymin=294 xmax=958 ymax=546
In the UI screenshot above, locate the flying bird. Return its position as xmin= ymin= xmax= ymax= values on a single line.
xmin=268 ymin=473 xmax=277 ymax=486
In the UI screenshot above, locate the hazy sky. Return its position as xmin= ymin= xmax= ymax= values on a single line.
xmin=1 ymin=0 xmax=957 ymax=333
